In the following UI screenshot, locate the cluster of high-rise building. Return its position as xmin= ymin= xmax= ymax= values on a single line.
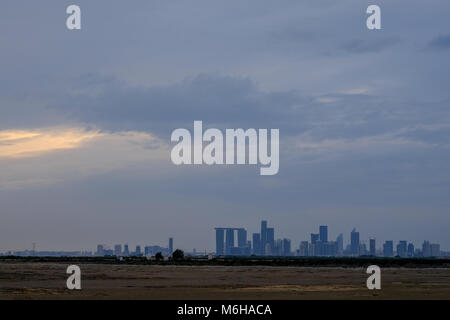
xmin=96 ymin=238 xmax=174 ymax=257
xmin=215 ymin=228 xmax=251 ymax=256
xmin=214 ymin=221 xmax=444 ymax=258
xmin=216 ymin=221 xmax=291 ymax=257
xmin=0 ymin=227 xmax=445 ymax=258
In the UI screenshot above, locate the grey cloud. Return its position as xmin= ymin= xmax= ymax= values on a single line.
xmin=340 ymin=37 xmax=401 ymax=54
xmin=60 ymin=73 xmax=307 ymax=136
xmin=54 ymin=73 xmax=450 ymax=151
xmin=428 ymin=34 xmax=450 ymax=49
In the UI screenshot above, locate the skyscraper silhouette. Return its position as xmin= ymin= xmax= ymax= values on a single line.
xmin=350 ymin=229 xmax=359 ymax=256
xmin=237 ymin=228 xmax=247 ymax=248
xmin=336 ymin=234 xmax=343 ymax=256
xmin=319 ymin=225 xmax=328 ymax=243
xmin=261 ymin=220 xmax=267 ymax=250
xmin=383 ymin=240 xmax=394 ymax=257
xmin=252 ymin=233 xmax=261 ymax=255
xmin=225 ymin=228 xmax=235 ymax=255
xmin=369 ymin=239 xmax=376 ymax=256
xmin=215 ymin=228 xmax=225 ymax=255
xmin=267 ymin=227 xmax=275 ymax=253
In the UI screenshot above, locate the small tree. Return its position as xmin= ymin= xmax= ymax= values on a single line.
xmin=155 ymin=252 xmax=163 ymax=261
xmin=172 ymin=249 xmax=184 ymax=261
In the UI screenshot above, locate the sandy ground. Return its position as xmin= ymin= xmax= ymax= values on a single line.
xmin=0 ymin=262 xmax=449 ymax=299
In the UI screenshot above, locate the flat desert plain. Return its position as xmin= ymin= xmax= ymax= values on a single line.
xmin=0 ymin=262 xmax=449 ymax=299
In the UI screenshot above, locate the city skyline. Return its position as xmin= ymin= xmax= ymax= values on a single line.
xmin=214 ymin=220 xmax=445 ymax=258
xmin=1 ymin=220 xmax=447 ymax=256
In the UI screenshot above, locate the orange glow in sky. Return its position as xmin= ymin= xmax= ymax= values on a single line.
xmin=0 ymin=127 xmax=101 ymax=158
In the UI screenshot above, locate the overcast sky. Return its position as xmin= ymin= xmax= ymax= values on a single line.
xmin=1 ymin=0 xmax=450 ymax=252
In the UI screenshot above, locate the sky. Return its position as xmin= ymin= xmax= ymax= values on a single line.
xmin=1 ymin=0 xmax=450 ymax=252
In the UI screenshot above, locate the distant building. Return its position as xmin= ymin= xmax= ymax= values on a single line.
xmin=369 ymin=239 xmax=376 ymax=256
xmin=96 ymin=244 xmax=104 ymax=256
xmin=422 ymin=241 xmax=432 ymax=257
xmin=114 ymin=244 xmax=122 ymax=256
xmin=407 ymin=243 xmax=415 ymax=257
xmin=264 ymin=242 xmax=271 ymax=256
xmin=336 ymin=234 xmax=344 ymax=256
xmin=215 ymin=228 xmax=225 ymax=255
xmin=144 ymin=245 xmax=169 ymax=256
xmin=216 ymin=227 xmax=250 ymax=256
xmin=359 ymin=243 xmax=368 ymax=256
xmin=252 ymin=233 xmax=261 ymax=255
xmin=123 ymin=244 xmax=129 ymax=256
xmin=310 ymin=233 xmax=319 ymax=245
xmin=135 ymin=245 xmax=141 ymax=256
xmin=350 ymin=229 xmax=360 ymax=256
xmin=225 ymin=228 xmax=234 ymax=255
xmin=266 ymin=228 xmax=275 ymax=254
xmin=323 ymin=241 xmax=338 ymax=256
xmin=261 ymin=220 xmax=268 ymax=250
xmin=274 ymin=239 xmax=283 ymax=256
xmin=282 ymin=238 xmax=291 ymax=256
xmin=430 ymin=244 xmax=440 ymax=257
xmin=383 ymin=240 xmax=394 ymax=257
xmin=237 ymin=229 xmax=247 ymax=248
xmin=299 ymin=241 xmax=309 ymax=256
xmin=315 ymin=240 xmax=324 ymax=256
xmin=397 ymin=241 xmax=407 ymax=257
xmin=319 ymin=226 xmax=328 ymax=243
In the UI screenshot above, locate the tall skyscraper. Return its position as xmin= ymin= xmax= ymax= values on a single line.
xmin=319 ymin=225 xmax=328 ymax=243
xmin=315 ymin=240 xmax=323 ymax=256
xmin=407 ymin=243 xmax=415 ymax=257
xmin=383 ymin=240 xmax=394 ymax=257
xmin=282 ymin=238 xmax=291 ymax=256
xmin=252 ymin=233 xmax=261 ymax=255
xmin=336 ymin=234 xmax=344 ymax=256
xmin=237 ymin=228 xmax=247 ymax=248
xmin=135 ymin=245 xmax=141 ymax=256
xmin=215 ymin=228 xmax=225 ymax=255
xmin=369 ymin=239 xmax=376 ymax=256
xmin=225 ymin=228 xmax=235 ymax=255
xmin=422 ymin=241 xmax=431 ymax=257
xmin=311 ymin=233 xmax=319 ymax=244
xmin=261 ymin=220 xmax=267 ymax=249
xmin=350 ymin=228 xmax=360 ymax=256
xmin=397 ymin=241 xmax=407 ymax=257
xmin=123 ymin=244 xmax=129 ymax=256
xmin=267 ymin=227 xmax=275 ymax=252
